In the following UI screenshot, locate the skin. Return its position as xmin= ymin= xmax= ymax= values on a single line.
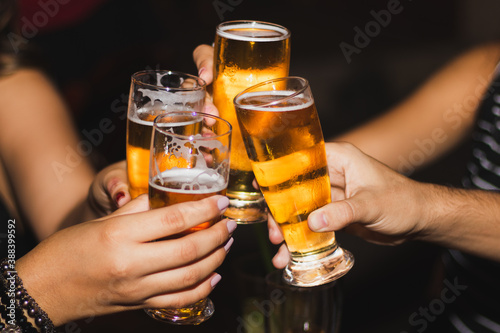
xmin=0 ymin=68 xmax=235 ymax=327
xmin=16 ymin=195 xmax=235 ymax=326
xmin=0 ymin=69 xmax=130 ymax=239
xmin=192 ymin=42 xmax=500 ymax=266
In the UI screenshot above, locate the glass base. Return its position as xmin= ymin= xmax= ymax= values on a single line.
xmin=224 ymin=192 xmax=268 ymax=224
xmin=144 ymin=298 xmax=214 ymax=325
xmin=283 ymin=246 xmax=354 ymax=287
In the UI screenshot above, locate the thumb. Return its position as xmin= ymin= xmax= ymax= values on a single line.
xmin=193 ymin=44 xmax=214 ymax=85
xmin=308 ymin=199 xmax=359 ymax=232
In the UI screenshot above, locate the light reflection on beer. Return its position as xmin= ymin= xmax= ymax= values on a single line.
xmin=235 ymin=91 xmax=336 ymax=257
xmin=213 ymin=21 xmax=291 ymax=199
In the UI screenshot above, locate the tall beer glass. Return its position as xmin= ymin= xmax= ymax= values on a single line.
xmin=234 ymin=77 xmax=354 ymax=287
xmin=126 ymin=70 xmax=206 ymax=199
xmin=145 ymin=111 xmax=232 ymax=325
xmin=213 ymin=20 xmax=291 ymax=223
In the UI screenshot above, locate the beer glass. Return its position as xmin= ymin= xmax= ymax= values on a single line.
xmin=234 ymin=77 xmax=354 ymax=287
xmin=126 ymin=70 xmax=206 ymax=199
xmin=213 ymin=20 xmax=291 ymax=223
xmin=145 ymin=111 xmax=232 ymax=325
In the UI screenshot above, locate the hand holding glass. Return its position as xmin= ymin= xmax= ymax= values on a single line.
xmin=234 ymin=77 xmax=354 ymax=287
xmin=145 ymin=111 xmax=232 ymax=324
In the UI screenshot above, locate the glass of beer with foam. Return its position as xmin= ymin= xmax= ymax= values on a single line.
xmin=234 ymin=77 xmax=354 ymax=287
xmin=144 ymin=111 xmax=231 ymax=325
xmin=126 ymin=70 xmax=206 ymax=199
xmin=213 ymin=20 xmax=291 ymax=224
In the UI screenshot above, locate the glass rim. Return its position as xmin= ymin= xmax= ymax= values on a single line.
xmin=131 ymin=70 xmax=207 ymax=92
xmin=216 ymin=20 xmax=291 ymax=42
xmin=233 ymin=76 xmax=309 ymax=109
xmin=153 ymin=111 xmax=232 ymax=139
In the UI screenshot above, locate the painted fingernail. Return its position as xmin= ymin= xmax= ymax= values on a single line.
xmin=217 ymin=196 xmax=229 ymax=212
xmin=114 ymin=192 xmax=125 ymax=206
xmin=211 ymin=274 xmax=222 ymax=289
xmin=226 ymin=220 xmax=237 ymax=234
xmin=309 ymin=212 xmax=328 ymax=231
xmin=224 ymin=237 xmax=234 ymax=252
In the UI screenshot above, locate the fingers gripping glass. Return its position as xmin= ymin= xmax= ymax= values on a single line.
xmin=144 ymin=111 xmax=231 ymax=325
xmin=234 ymin=77 xmax=354 ymax=287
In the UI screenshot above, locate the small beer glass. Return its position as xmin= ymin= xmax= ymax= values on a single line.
xmin=234 ymin=77 xmax=354 ymax=287
xmin=126 ymin=70 xmax=206 ymax=199
xmin=213 ymin=20 xmax=291 ymax=224
xmin=144 ymin=111 xmax=232 ymax=324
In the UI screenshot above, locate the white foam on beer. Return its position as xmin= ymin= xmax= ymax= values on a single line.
xmin=235 ymin=91 xmax=313 ymax=112
xmin=138 ymin=88 xmax=205 ymax=105
xmin=128 ymin=109 xmax=202 ymax=126
xmin=217 ymin=22 xmax=289 ymax=42
xmin=150 ymin=168 xmax=226 ymax=193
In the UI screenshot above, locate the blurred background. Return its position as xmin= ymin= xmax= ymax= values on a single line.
xmin=17 ymin=0 xmax=500 ymax=331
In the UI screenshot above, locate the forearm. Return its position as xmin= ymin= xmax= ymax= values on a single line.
xmin=333 ymin=42 xmax=500 ymax=173
xmin=418 ymin=183 xmax=500 ymax=262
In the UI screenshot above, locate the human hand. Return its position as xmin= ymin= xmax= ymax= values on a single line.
xmin=270 ymin=142 xmax=428 ymax=268
xmin=193 ymin=44 xmax=218 ymax=116
xmin=16 ymin=194 xmax=235 ymax=326
xmin=88 ymin=160 xmax=131 ymax=216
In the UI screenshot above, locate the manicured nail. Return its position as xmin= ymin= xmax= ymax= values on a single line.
xmin=211 ymin=274 xmax=222 ymax=289
xmin=226 ymin=220 xmax=237 ymax=234
xmin=309 ymin=212 xmax=328 ymax=231
xmin=114 ymin=192 xmax=126 ymax=206
xmin=218 ymin=196 xmax=229 ymax=212
xmin=224 ymin=237 xmax=234 ymax=252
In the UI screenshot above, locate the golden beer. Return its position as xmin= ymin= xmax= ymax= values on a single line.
xmin=235 ymin=91 xmax=336 ymax=256
xmin=145 ymin=111 xmax=231 ymax=323
xmin=234 ymin=77 xmax=353 ymax=287
xmin=126 ymin=70 xmax=206 ymax=199
xmin=149 ymin=169 xmax=227 ymax=233
xmin=213 ymin=20 xmax=291 ymax=222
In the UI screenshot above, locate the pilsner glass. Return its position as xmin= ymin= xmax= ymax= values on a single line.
xmin=144 ymin=111 xmax=232 ymax=325
xmin=234 ymin=77 xmax=354 ymax=287
xmin=213 ymin=20 xmax=291 ymax=224
xmin=126 ymin=70 xmax=206 ymax=199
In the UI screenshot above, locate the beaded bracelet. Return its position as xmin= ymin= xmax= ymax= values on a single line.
xmin=0 ymin=259 xmax=55 ymax=333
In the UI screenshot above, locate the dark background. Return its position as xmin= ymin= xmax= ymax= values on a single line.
xmin=20 ymin=0 xmax=500 ymax=332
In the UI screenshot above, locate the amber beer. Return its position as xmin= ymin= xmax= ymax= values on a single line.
xmin=127 ymin=112 xmax=203 ymax=198
xmin=235 ymin=91 xmax=336 ymax=256
xmin=126 ymin=70 xmax=206 ymax=199
xmin=149 ymin=169 xmax=227 ymax=232
xmin=213 ymin=20 xmax=291 ymax=223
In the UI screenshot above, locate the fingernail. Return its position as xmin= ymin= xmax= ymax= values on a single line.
xmin=198 ymin=67 xmax=206 ymax=78
xmin=114 ymin=192 xmax=126 ymax=206
xmin=217 ymin=196 xmax=229 ymax=212
xmin=309 ymin=212 xmax=328 ymax=231
xmin=226 ymin=220 xmax=237 ymax=234
xmin=224 ymin=237 xmax=234 ymax=252
xmin=211 ymin=274 xmax=222 ymax=289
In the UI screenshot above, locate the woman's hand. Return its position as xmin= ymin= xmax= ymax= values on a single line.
xmin=88 ymin=160 xmax=131 ymax=216
xmin=193 ymin=44 xmax=218 ymax=116
xmin=16 ymin=195 xmax=236 ymax=326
